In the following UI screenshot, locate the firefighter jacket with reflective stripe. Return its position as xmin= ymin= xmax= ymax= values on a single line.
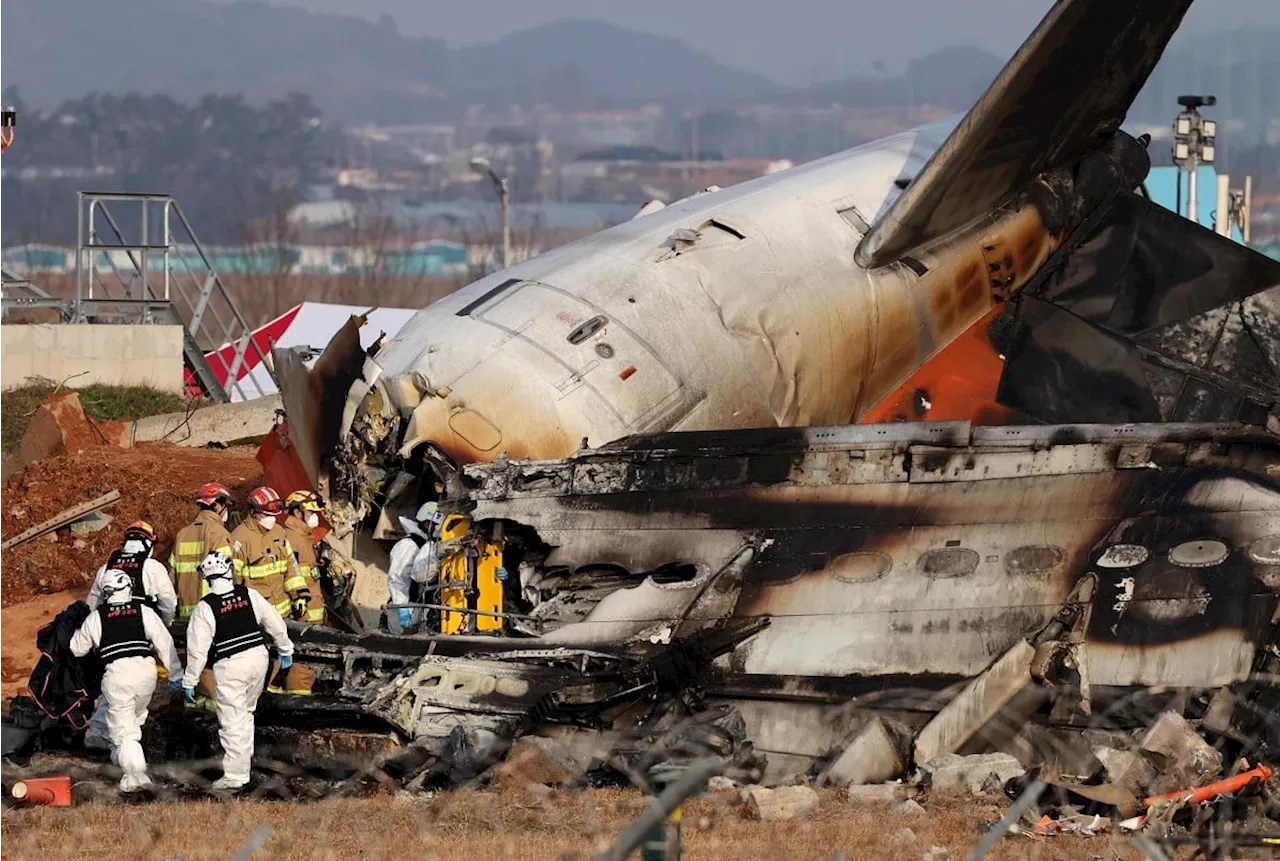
xmin=202 ymin=585 xmax=267 ymax=663
xmin=230 ymin=518 xmax=299 ymax=616
xmin=281 ymin=515 xmax=325 ymax=623
xmin=98 ymin=601 xmax=154 ymax=664
xmin=170 ymin=510 xmax=235 ymax=620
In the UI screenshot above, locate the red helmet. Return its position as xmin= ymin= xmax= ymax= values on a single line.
xmin=246 ymin=486 xmax=284 ymax=516
xmin=196 ymin=482 xmax=233 ymax=507
xmin=123 ymin=520 xmax=157 ymax=543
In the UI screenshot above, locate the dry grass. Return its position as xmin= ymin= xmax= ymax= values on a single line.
xmin=0 ymin=787 xmax=1149 ymax=861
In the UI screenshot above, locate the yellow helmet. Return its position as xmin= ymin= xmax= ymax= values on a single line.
xmin=285 ymin=489 xmax=324 ymax=513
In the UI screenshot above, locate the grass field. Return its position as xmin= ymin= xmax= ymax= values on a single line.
xmin=1 ymin=378 xmax=188 ymax=449
xmin=0 ymin=787 xmax=1149 ymax=861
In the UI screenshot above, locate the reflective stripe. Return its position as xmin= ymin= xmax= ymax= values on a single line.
xmin=177 ymin=541 xmax=203 ymax=556
xmin=100 ymin=639 xmax=152 ymax=660
xmin=273 ymin=598 xmax=292 ymax=616
xmin=306 ymin=607 xmax=325 ymax=623
xmin=283 ymin=575 xmax=307 ymax=593
xmin=284 ymin=689 xmax=313 ymax=696
xmin=178 ymin=604 xmax=197 ymax=621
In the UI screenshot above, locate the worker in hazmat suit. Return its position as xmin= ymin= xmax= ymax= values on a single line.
xmin=281 ymin=490 xmax=327 ymax=624
xmin=87 ymin=521 xmax=177 ymax=624
xmin=170 ymin=483 xmax=236 ymax=621
xmin=70 ymin=570 xmax=184 ymax=792
xmin=180 ymin=551 xmax=294 ymax=791
xmin=386 ymin=501 xmax=444 ymax=633
xmin=83 ymin=520 xmax=178 ymax=750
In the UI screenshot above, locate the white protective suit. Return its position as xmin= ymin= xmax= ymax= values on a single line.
xmin=83 ymin=551 xmax=179 ymax=749
xmin=87 ymin=556 xmax=178 ymax=624
xmin=70 ymin=601 xmax=183 ymax=791
xmin=181 ymin=585 xmax=293 ymax=787
xmin=386 ymin=516 xmax=439 ymax=632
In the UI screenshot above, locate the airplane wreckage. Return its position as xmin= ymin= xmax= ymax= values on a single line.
xmin=15 ymin=0 xmax=1280 ymax=792
xmin=247 ymin=0 xmax=1280 ymax=787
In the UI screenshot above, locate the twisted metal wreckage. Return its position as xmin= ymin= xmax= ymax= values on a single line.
xmin=248 ymin=0 xmax=1280 ymax=789
xmin=238 ymin=0 xmax=1280 ymax=788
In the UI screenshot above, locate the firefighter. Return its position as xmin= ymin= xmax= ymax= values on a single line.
xmin=169 ymin=483 xmax=236 ymax=622
xmin=281 ymin=490 xmax=326 ymax=624
xmin=83 ymin=520 xmax=177 ymax=749
xmin=87 ymin=521 xmax=176 ymax=624
xmin=231 ymin=487 xmax=314 ymax=694
xmin=229 ymin=486 xmax=304 ymax=619
xmin=181 ymin=552 xmax=293 ymax=791
xmin=70 ymin=570 xmax=184 ymax=792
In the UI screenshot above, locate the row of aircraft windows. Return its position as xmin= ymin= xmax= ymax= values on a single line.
xmin=818 ymin=536 xmax=1280 ymax=584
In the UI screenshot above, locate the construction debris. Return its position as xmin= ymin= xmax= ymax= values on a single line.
xmin=1139 ymin=711 xmax=1224 ymax=792
xmin=845 ymin=784 xmax=910 ymax=805
xmin=5 ymin=392 xmax=127 ymax=480
xmin=1095 ymin=746 xmax=1158 ymax=798
xmin=743 ymin=784 xmax=820 ymax=821
xmin=0 ymin=490 xmax=121 ymax=550
xmin=913 ymin=640 xmax=1043 ymax=766
xmin=129 ymin=395 xmax=282 ymax=448
xmin=818 ymin=717 xmax=907 ymax=787
xmin=67 ymin=512 xmax=113 ymax=536
xmin=920 ymin=753 xmax=1025 ymax=792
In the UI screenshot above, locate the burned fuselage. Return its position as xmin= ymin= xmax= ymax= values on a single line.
xmin=275 ymin=420 xmax=1280 ymax=780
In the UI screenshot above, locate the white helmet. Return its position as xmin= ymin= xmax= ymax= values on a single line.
xmin=199 ymin=551 xmax=234 ymax=582
xmin=101 ymin=569 xmax=134 ymax=603
xmin=415 ymin=501 xmax=444 ymax=526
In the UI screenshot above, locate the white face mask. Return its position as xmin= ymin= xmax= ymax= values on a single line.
xmin=257 ymin=515 xmax=277 ymax=531
xmin=122 ymin=540 xmax=148 ymax=555
xmin=305 ymin=512 xmax=320 ymax=529
xmin=221 ymin=508 xmax=230 ymax=523
xmin=208 ymin=576 xmax=234 ymax=596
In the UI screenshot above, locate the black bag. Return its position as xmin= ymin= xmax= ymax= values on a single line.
xmin=26 ymin=601 xmax=102 ymax=731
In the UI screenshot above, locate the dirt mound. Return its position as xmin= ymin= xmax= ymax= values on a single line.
xmin=1 ymin=443 xmax=263 ymax=607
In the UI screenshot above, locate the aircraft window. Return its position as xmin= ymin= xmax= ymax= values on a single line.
xmin=567 ymin=315 xmax=608 ymax=345
xmin=1005 ymin=545 xmax=1065 ymax=576
xmin=1096 ymin=544 xmax=1149 ymax=569
xmin=1247 ymin=536 xmax=1280 ymax=565
xmin=1168 ymin=539 xmax=1229 ymax=568
xmin=917 ymin=547 xmax=979 ymax=579
xmin=651 ymin=563 xmax=701 ymax=585
xmin=830 ymin=551 xmax=892 ymax=584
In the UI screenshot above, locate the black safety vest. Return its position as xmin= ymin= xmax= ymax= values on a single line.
xmin=202 ymin=585 xmax=266 ymax=663
xmin=98 ymin=600 xmax=154 ymax=664
xmin=105 ymin=546 xmax=157 ymax=611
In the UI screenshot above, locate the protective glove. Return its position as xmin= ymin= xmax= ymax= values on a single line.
xmin=495 ymin=566 xmax=509 ymax=582
xmin=290 ymin=596 xmax=309 ymax=620
xmin=183 ymin=687 xmax=196 ymax=704
xmin=278 ymin=654 xmax=293 ymax=670
xmin=169 ymin=679 xmax=184 ymax=694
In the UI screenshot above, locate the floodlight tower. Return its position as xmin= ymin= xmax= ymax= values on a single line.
xmin=1172 ymin=95 xmax=1217 ymax=225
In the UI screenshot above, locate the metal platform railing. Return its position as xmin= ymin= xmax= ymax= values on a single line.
xmin=70 ymin=191 xmax=275 ymax=403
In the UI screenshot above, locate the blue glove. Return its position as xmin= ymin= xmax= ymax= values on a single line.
xmin=278 ymin=654 xmax=293 ymax=669
xmin=169 ymin=679 xmax=184 ymax=693
xmin=397 ymin=608 xmax=413 ymax=631
xmin=183 ymin=687 xmax=196 ymax=704
xmin=495 ymin=566 xmax=509 ymax=582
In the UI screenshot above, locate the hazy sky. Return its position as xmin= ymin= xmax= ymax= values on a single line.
xmin=235 ymin=0 xmax=1280 ymax=85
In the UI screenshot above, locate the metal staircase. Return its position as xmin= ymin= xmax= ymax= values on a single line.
xmin=69 ymin=192 xmax=274 ymax=402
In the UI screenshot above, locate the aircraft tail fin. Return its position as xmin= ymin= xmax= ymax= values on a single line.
xmin=856 ymin=0 xmax=1192 ymax=269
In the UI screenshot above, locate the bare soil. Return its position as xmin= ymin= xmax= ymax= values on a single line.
xmin=1 ymin=443 xmax=263 ymax=606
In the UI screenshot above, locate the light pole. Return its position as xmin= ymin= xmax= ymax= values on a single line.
xmin=1172 ymin=95 xmax=1217 ymax=227
xmin=469 ymin=156 xmax=510 ymax=270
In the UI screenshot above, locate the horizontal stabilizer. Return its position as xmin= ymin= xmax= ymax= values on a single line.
xmin=856 ymin=0 xmax=1192 ymax=269
xmin=997 ymin=192 xmax=1280 ymax=425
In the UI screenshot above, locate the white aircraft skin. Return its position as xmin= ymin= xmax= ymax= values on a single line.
xmin=356 ymin=116 xmax=1064 ymax=468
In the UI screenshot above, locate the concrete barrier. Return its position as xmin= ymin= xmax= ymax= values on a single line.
xmin=130 ymin=395 xmax=283 ymax=447
xmin=1 ymin=323 xmax=185 ymax=393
